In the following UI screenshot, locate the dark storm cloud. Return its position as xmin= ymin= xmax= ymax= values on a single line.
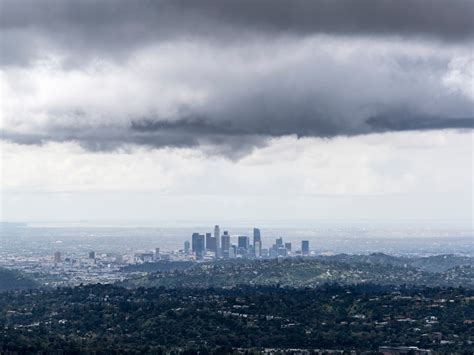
xmin=3 ymin=0 xmax=473 ymax=39
xmin=2 ymin=112 xmax=473 ymax=159
xmin=367 ymin=113 xmax=474 ymax=132
xmin=1 ymin=0 xmax=473 ymax=65
xmin=1 ymin=0 xmax=473 ymax=157
xmin=0 ymin=121 xmax=267 ymax=159
xmin=132 ymin=114 xmax=474 ymax=139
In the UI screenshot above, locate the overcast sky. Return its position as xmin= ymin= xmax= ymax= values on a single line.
xmin=1 ymin=0 xmax=473 ymax=225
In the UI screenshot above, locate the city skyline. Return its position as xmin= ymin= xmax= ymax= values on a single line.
xmin=188 ymin=225 xmax=310 ymax=260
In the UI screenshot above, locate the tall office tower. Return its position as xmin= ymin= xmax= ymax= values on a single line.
xmin=184 ymin=240 xmax=190 ymax=254
xmin=248 ymin=244 xmax=255 ymax=256
xmin=238 ymin=236 xmax=249 ymax=250
xmin=237 ymin=235 xmax=249 ymax=256
xmin=154 ymin=248 xmax=160 ymax=261
xmin=277 ymin=246 xmax=288 ymax=257
xmin=88 ymin=251 xmax=95 ymax=259
xmin=253 ymin=228 xmax=261 ymax=245
xmin=205 ymin=233 xmax=215 ymax=251
xmin=275 ymin=237 xmax=283 ymax=247
xmin=198 ymin=234 xmax=205 ymax=258
xmin=253 ymin=228 xmax=262 ymax=257
xmin=54 ymin=251 xmax=61 ymax=263
xmin=221 ymin=231 xmax=230 ymax=257
xmin=191 ymin=233 xmax=199 ymax=252
xmin=192 ymin=233 xmax=205 ymax=259
xmin=302 ymin=240 xmax=310 ymax=255
xmin=285 ymin=242 xmax=292 ymax=251
xmin=254 ymin=241 xmax=261 ymax=257
xmin=214 ymin=225 xmax=221 ymax=256
xmin=229 ymin=245 xmax=236 ymax=259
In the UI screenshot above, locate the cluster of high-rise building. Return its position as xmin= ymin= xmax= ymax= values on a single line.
xmin=188 ymin=226 xmax=310 ymax=260
xmin=49 ymin=227 xmax=311 ymax=268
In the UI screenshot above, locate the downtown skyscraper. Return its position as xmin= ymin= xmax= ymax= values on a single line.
xmin=214 ymin=225 xmax=221 ymax=257
xmin=253 ymin=228 xmax=262 ymax=257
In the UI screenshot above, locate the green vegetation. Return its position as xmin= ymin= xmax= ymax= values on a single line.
xmin=0 ymin=284 xmax=473 ymax=352
xmin=121 ymin=255 xmax=474 ymax=289
xmin=121 ymin=260 xmax=195 ymax=273
xmin=324 ymin=253 xmax=473 ymax=272
xmin=0 ymin=267 xmax=38 ymax=292
xmin=1 ymin=255 xmax=473 ymax=352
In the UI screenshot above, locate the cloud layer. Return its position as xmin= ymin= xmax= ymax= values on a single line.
xmin=1 ymin=0 xmax=473 ymax=157
xmin=2 ymin=131 xmax=472 ymax=223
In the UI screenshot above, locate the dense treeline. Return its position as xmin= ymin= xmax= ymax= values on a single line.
xmin=121 ymin=255 xmax=474 ymax=289
xmin=1 ymin=283 xmax=473 ymax=353
xmin=121 ymin=260 xmax=195 ymax=273
xmin=0 ymin=267 xmax=38 ymax=292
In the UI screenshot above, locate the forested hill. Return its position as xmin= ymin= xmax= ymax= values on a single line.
xmin=121 ymin=254 xmax=474 ymax=289
xmin=0 ymin=268 xmax=38 ymax=292
xmin=1 ymin=284 xmax=473 ymax=353
xmin=322 ymin=253 xmax=473 ymax=272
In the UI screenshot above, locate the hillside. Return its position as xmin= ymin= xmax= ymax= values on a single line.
xmin=121 ymin=254 xmax=474 ymax=289
xmin=323 ymin=253 xmax=473 ymax=272
xmin=1 ymin=283 xmax=472 ymax=353
xmin=0 ymin=268 xmax=38 ymax=292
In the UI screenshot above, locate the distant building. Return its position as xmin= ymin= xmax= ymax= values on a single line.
xmin=247 ymin=244 xmax=255 ymax=257
xmin=238 ymin=236 xmax=249 ymax=250
xmin=88 ymin=251 xmax=95 ymax=259
xmin=237 ymin=236 xmax=249 ymax=256
xmin=229 ymin=245 xmax=236 ymax=259
xmin=270 ymin=237 xmax=284 ymax=257
xmin=221 ymin=231 xmax=230 ymax=257
xmin=54 ymin=251 xmax=61 ymax=263
xmin=192 ymin=233 xmax=205 ymax=259
xmin=253 ymin=228 xmax=261 ymax=245
xmin=302 ymin=240 xmax=310 ymax=255
xmin=277 ymin=246 xmax=288 ymax=257
xmin=154 ymin=248 xmax=160 ymax=261
xmin=214 ymin=225 xmax=221 ymax=256
xmin=160 ymin=254 xmax=170 ymax=261
xmin=206 ymin=233 xmax=216 ymax=252
xmin=184 ymin=240 xmax=190 ymax=254
xmin=135 ymin=252 xmax=154 ymax=263
xmin=254 ymin=241 xmax=262 ymax=257
xmin=285 ymin=242 xmax=292 ymax=251
xmin=253 ymin=228 xmax=262 ymax=256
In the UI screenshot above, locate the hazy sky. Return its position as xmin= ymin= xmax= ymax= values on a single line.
xmin=0 ymin=0 xmax=473 ymax=224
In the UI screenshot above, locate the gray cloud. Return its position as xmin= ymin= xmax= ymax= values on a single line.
xmin=366 ymin=113 xmax=474 ymax=132
xmin=0 ymin=122 xmax=268 ymax=159
xmin=1 ymin=0 xmax=473 ymax=66
xmin=1 ymin=1 xmax=473 ymax=158
xmin=3 ymin=0 xmax=473 ymax=38
xmin=2 ymin=112 xmax=472 ymax=160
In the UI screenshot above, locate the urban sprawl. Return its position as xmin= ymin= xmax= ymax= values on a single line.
xmin=1 ymin=226 xmax=311 ymax=287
